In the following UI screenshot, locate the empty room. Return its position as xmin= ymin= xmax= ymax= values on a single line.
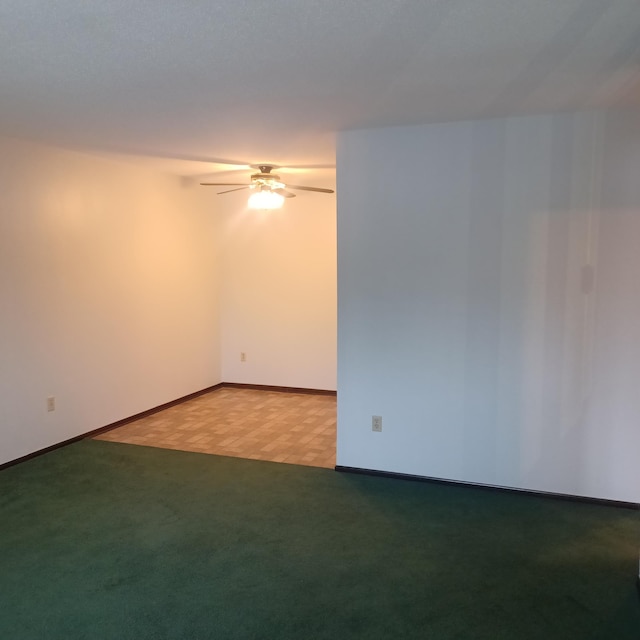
xmin=2 ymin=2 xmax=640 ymax=638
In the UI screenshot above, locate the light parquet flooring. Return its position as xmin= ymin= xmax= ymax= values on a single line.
xmin=94 ymin=387 xmax=337 ymax=469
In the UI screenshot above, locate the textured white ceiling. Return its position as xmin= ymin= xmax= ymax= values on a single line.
xmin=1 ymin=0 xmax=640 ymax=175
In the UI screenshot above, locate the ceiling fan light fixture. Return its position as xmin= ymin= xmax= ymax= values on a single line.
xmin=200 ymin=163 xmax=334 ymax=204
xmin=248 ymin=188 xmax=284 ymax=210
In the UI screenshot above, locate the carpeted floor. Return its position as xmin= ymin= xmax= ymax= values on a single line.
xmin=1 ymin=440 xmax=638 ymax=639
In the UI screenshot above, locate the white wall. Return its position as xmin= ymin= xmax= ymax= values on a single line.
xmin=219 ymin=188 xmax=337 ymax=390
xmin=337 ymin=111 xmax=640 ymax=503
xmin=0 ymin=138 xmax=221 ymax=465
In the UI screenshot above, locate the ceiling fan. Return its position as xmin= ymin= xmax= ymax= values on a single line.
xmin=200 ymin=164 xmax=334 ymax=209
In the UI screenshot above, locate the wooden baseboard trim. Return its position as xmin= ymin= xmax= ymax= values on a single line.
xmin=220 ymin=382 xmax=336 ymax=396
xmin=90 ymin=382 xmax=226 ymax=436
xmin=334 ymin=465 xmax=639 ymax=510
xmin=0 ymin=383 xmax=224 ymax=472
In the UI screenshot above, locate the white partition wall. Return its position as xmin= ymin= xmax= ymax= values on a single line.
xmin=337 ymin=111 xmax=640 ymax=503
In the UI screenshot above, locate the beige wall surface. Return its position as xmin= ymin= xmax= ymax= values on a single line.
xmin=0 ymin=138 xmax=221 ymax=465
xmin=218 ymin=189 xmax=337 ymax=391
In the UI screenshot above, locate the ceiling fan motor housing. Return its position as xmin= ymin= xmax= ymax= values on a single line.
xmin=252 ymin=172 xmax=281 ymax=182
xmin=251 ymin=165 xmax=283 ymax=190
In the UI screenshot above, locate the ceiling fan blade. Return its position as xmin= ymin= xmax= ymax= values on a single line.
xmin=217 ymin=186 xmax=251 ymax=194
xmin=200 ymin=182 xmax=247 ymax=186
xmin=284 ymin=184 xmax=335 ymax=193
xmin=274 ymin=188 xmax=296 ymax=199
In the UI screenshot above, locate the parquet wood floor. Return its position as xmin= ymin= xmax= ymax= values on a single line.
xmin=94 ymin=387 xmax=337 ymax=469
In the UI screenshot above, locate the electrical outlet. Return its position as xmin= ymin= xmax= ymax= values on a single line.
xmin=47 ymin=396 xmax=56 ymax=412
xmin=240 ymin=352 xmax=246 ymax=362
xmin=372 ymin=415 xmax=382 ymax=432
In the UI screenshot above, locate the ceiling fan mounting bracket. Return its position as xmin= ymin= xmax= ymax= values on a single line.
xmin=254 ymin=164 xmax=277 ymax=174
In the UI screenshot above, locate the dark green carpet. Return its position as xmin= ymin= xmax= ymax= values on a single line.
xmin=1 ymin=440 xmax=638 ymax=639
